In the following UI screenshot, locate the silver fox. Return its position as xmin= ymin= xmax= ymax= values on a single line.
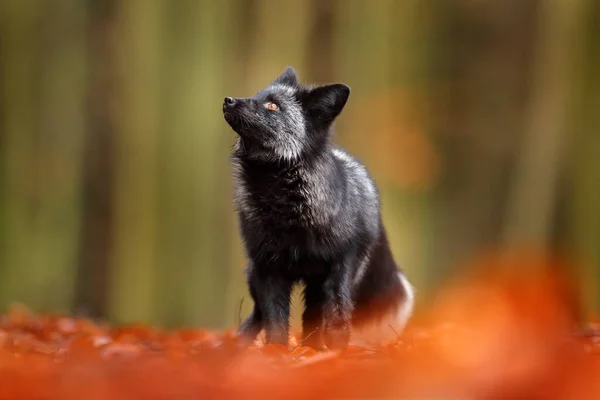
xmin=223 ymin=67 xmax=414 ymax=350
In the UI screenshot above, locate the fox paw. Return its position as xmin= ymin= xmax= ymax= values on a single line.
xmin=323 ymin=321 xmax=350 ymax=351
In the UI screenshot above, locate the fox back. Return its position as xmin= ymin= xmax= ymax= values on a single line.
xmin=223 ymin=67 xmax=414 ymax=350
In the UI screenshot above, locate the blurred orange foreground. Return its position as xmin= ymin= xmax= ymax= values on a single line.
xmin=0 ymin=250 xmax=599 ymax=400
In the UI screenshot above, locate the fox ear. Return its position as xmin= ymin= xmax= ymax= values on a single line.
xmin=273 ymin=66 xmax=298 ymax=87
xmin=304 ymin=83 xmax=350 ymax=124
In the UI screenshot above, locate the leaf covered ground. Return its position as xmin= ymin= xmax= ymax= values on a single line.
xmin=1 ymin=252 xmax=600 ymax=400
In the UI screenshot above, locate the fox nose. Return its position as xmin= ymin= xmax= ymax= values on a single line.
xmin=224 ymin=97 xmax=236 ymax=107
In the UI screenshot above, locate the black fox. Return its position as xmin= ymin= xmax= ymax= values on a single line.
xmin=222 ymin=67 xmax=414 ymax=350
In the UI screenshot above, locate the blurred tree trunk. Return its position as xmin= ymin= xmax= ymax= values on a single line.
xmin=568 ymin=1 xmax=600 ymax=314
xmin=74 ymin=0 xmax=118 ymax=318
xmin=208 ymin=0 xmax=251 ymax=329
xmin=108 ymin=0 xmax=163 ymax=324
xmin=0 ymin=0 xmax=39 ymax=307
xmin=500 ymin=0 xmax=591 ymax=323
xmin=502 ymin=0 xmax=588 ymax=247
xmin=222 ymin=0 xmax=258 ymax=330
xmin=243 ymin=0 xmax=310 ymax=84
xmin=430 ymin=1 xmax=539 ymax=284
xmin=306 ymin=0 xmax=334 ymax=83
xmin=386 ymin=0 xmax=435 ymax=297
xmin=158 ymin=0 xmax=237 ymax=328
xmin=30 ymin=0 xmax=86 ymax=311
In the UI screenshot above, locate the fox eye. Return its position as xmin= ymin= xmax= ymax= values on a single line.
xmin=266 ymin=102 xmax=279 ymax=111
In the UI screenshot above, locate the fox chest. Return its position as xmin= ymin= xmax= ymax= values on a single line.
xmin=237 ymin=176 xmax=311 ymax=228
xmin=236 ymin=171 xmax=331 ymax=244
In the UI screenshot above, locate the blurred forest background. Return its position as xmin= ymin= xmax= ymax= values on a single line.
xmin=0 ymin=0 xmax=598 ymax=330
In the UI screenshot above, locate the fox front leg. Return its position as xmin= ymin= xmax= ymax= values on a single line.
xmin=238 ymin=270 xmax=263 ymax=343
xmin=321 ymin=259 xmax=354 ymax=351
xmin=246 ymin=269 xmax=293 ymax=346
xmin=238 ymin=306 xmax=262 ymax=343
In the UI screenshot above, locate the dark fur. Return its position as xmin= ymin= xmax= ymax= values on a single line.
xmin=223 ymin=67 xmax=413 ymax=350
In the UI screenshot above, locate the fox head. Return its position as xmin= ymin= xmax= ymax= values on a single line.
xmin=223 ymin=66 xmax=350 ymax=162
